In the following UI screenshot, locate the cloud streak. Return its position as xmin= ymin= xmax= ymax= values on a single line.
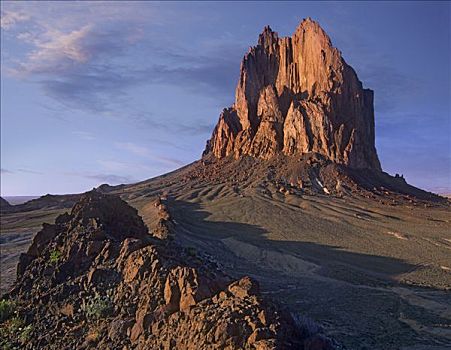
xmin=65 ymin=171 xmax=135 ymax=185
xmin=6 ymin=26 xmax=240 ymax=118
xmin=72 ymin=131 xmax=96 ymax=140
xmin=0 ymin=168 xmax=43 ymax=175
xmin=16 ymin=168 xmax=44 ymax=175
xmin=0 ymin=9 xmax=29 ymax=30
xmin=14 ymin=25 xmax=93 ymax=75
xmin=1 ymin=168 xmax=14 ymax=174
xmin=115 ymin=142 xmax=185 ymax=166
xmin=2 ymin=2 xmax=242 ymax=119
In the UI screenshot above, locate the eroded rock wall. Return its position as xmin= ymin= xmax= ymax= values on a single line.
xmin=204 ymin=18 xmax=381 ymax=170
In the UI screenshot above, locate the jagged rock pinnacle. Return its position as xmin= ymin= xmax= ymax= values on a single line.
xmin=204 ymin=18 xmax=381 ymax=170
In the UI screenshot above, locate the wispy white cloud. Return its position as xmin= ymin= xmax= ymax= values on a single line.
xmin=97 ymin=160 xmax=136 ymax=173
xmin=0 ymin=168 xmax=43 ymax=175
xmin=1 ymin=2 xmax=157 ymax=32
xmin=152 ymin=155 xmax=186 ymax=167
xmin=2 ymin=1 xmax=240 ymax=117
xmin=64 ymin=171 xmax=135 ymax=185
xmin=115 ymin=142 xmax=151 ymax=157
xmin=0 ymin=10 xmax=29 ymax=30
xmin=72 ymin=131 xmax=96 ymax=140
xmin=115 ymin=142 xmax=185 ymax=166
xmin=16 ymin=168 xmax=43 ymax=175
xmin=83 ymin=173 xmax=134 ymax=185
xmin=17 ymin=25 xmax=92 ymax=75
xmin=97 ymin=159 xmax=160 ymax=173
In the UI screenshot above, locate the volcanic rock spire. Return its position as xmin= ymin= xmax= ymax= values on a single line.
xmin=204 ymin=18 xmax=381 ymax=170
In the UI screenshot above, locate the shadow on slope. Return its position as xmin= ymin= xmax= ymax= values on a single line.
xmin=168 ymin=198 xmax=418 ymax=282
xmin=167 ymin=198 xmax=451 ymax=350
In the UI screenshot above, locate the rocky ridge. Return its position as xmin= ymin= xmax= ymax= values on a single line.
xmin=0 ymin=193 xmax=81 ymax=214
xmin=204 ymin=18 xmax=381 ymax=171
xmin=0 ymin=197 xmax=12 ymax=211
xmin=1 ymin=191 xmax=335 ymax=349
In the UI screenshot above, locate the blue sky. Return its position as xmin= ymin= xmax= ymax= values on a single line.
xmin=1 ymin=1 xmax=450 ymax=196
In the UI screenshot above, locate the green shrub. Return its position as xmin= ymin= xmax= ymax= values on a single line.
xmin=83 ymin=294 xmax=114 ymax=320
xmin=49 ymin=250 xmax=62 ymax=264
xmin=0 ymin=339 xmax=13 ymax=350
xmin=0 ymin=316 xmax=30 ymax=348
xmin=0 ymin=300 xmax=15 ymax=323
xmin=7 ymin=317 xmax=25 ymax=333
xmin=20 ymin=324 xmax=33 ymax=342
xmin=0 ymin=326 xmax=9 ymax=342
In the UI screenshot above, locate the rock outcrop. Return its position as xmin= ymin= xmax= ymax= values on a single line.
xmin=0 ymin=196 xmax=12 ymax=211
xmin=1 ymin=191 xmax=334 ymax=349
xmin=204 ymin=18 xmax=381 ymax=171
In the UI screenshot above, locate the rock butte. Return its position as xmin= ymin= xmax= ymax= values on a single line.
xmin=204 ymin=18 xmax=381 ymax=171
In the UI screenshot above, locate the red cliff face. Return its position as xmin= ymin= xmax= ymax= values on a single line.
xmin=204 ymin=18 xmax=381 ymax=171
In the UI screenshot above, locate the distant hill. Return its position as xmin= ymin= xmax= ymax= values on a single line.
xmin=0 ymin=196 xmax=12 ymax=209
xmin=3 ymin=196 xmax=40 ymax=205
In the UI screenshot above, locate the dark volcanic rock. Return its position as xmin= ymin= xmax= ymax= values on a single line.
xmin=1 ymin=191 xmax=330 ymax=349
xmin=0 ymin=196 xmax=12 ymax=210
xmin=204 ymin=18 xmax=381 ymax=171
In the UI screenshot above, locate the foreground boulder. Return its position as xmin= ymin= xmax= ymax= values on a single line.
xmin=1 ymin=191 xmax=334 ymax=349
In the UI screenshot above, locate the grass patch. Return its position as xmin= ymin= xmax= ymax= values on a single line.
xmin=83 ymin=294 xmax=114 ymax=320
xmin=0 ymin=316 xmax=32 ymax=348
xmin=49 ymin=249 xmax=62 ymax=264
xmin=7 ymin=316 xmax=25 ymax=333
xmin=0 ymin=300 xmax=15 ymax=323
xmin=19 ymin=324 xmax=33 ymax=342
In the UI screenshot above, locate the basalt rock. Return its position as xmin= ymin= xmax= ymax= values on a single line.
xmin=204 ymin=18 xmax=381 ymax=171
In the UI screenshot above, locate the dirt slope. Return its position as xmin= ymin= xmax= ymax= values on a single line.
xmin=1 ymin=157 xmax=450 ymax=349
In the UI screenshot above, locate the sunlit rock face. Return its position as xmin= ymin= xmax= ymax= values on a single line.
xmin=204 ymin=18 xmax=381 ymax=171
